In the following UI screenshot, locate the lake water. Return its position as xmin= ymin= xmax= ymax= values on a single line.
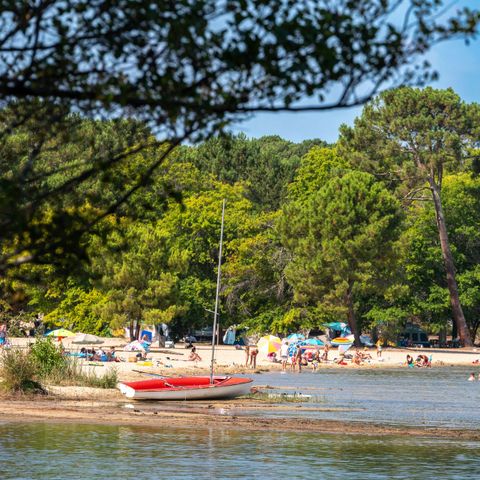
xmin=249 ymin=366 xmax=480 ymax=428
xmin=1 ymin=422 xmax=479 ymax=479
xmin=1 ymin=367 xmax=480 ymax=479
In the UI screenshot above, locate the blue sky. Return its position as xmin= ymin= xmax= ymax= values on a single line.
xmin=233 ymin=37 xmax=480 ymax=143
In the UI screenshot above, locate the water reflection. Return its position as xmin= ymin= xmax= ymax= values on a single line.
xmin=1 ymin=422 xmax=479 ymax=479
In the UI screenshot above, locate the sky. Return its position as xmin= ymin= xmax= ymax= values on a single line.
xmin=232 ymin=36 xmax=480 ymax=144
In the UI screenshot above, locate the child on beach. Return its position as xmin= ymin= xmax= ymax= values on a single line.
xmin=280 ymin=341 xmax=289 ymax=372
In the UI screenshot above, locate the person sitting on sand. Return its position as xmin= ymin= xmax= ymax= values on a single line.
xmin=267 ymin=351 xmax=278 ymax=363
xmin=468 ymin=372 xmax=476 ymax=381
xmin=335 ymin=353 xmax=347 ymax=365
xmin=406 ymin=354 xmax=414 ymax=368
xmin=352 ymin=349 xmax=363 ymax=365
xmin=188 ymin=346 xmax=202 ymax=362
xmin=415 ymin=354 xmax=430 ymax=368
xmin=362 ymin=348 xmax=373 ymax=360
xmin=107 ymin=346 xmax=120 ymax=362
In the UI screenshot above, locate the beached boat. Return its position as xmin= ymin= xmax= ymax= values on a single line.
xmin=117 ymin=376 xmax=253 ymax=400
xmin=117 ymin=200 xmax=253 ymax=401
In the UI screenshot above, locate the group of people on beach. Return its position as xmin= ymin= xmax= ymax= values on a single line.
xmin=271 ymin=341 xmax=332 ymax=372
xmin=79 ymin=346 xmax=120 ymax=362
xmin=406 ymin=354 xmax=431 ymax=368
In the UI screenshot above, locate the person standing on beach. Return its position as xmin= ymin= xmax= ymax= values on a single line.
xmin=280 ymin=341 xmax=289 ymax=372
xmin=244 ymin=345 xmax=250 ymax=367
xmin=321 ymin=343 xmax=330 ymax=362
xmin=376 ymin=340 xmax=383 ymax=358
xmin=295 ymin=345 xmax=303 ymax=373
xmin=249 ymin=345 xmax=258 ymax=369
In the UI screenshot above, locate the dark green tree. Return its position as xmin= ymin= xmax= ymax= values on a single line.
xmin=282 ymin=170 xmax=402 ymax=345
xmin=339 ymin=87 xmax=480 ymax=345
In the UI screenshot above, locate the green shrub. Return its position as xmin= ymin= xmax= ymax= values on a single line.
xmin=46 ymin=357 xmax=118 ymax=389
xmin=82 ymin=367 xmax=118 ymax=389
xmin=0 ymin=348 xmax=43 ymax=393
xmin=29 ymin=337 xmax=66 ymax=377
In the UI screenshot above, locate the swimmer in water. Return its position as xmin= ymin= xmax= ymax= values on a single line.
xmin=468 ymin=372 xmax=475 ymax=381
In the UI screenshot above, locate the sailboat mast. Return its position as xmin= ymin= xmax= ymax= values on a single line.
xmin=210 ymin=199 xmax=226 ymax=384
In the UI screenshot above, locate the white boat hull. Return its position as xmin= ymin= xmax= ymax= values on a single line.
xmin=117 ymin=377 xmax=253 ymax=401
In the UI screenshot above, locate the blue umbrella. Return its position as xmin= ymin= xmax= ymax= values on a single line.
xmin=287 ymin=342 xmax=300 ymax=357
xmin=301 ymin=338 xmax=324 ymax=346
xmin=287 ymin=333 xmax=305 ymax=342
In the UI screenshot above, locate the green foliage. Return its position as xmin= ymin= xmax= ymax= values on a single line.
xmin=183 ymin=134 xmax=325 ymax=209
xmin=0 ymin=348 xmax=43 ymax=393
xmin=29 ymin=337 xmax=66 ymax=377
xmin=42 ymin=286 xmax=109 ymax=335
xmin=47 ymin=359 xmax=118 ymax=389
xmin=282 ymin=169 xmax=402 ymax=341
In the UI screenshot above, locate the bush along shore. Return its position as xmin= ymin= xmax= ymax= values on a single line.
xmin=0 ymin=337 xmax=118 ymax=394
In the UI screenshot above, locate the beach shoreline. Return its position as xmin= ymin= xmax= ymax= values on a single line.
xmin=1 ymin=392 xmax=480 ymax=441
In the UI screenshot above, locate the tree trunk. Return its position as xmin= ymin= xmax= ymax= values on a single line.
xmin=429 ymin=178 xmax=472 ymax=347
xmin=134 ymin=321 xmax=141 ymax=341
xmin=345 ymin=284 xmax=360 ymax=346
xmin=129 ymin=318 xmax=135 ymax=341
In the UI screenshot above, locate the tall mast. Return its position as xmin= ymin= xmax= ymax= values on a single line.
xmin=210 ymin=199 xmax=226 ymax=384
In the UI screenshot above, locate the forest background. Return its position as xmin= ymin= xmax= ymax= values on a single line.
xmin=1 ymin=87 xmax=480 ymax=346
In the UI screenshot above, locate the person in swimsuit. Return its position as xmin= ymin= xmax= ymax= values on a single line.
xmin=188 ymin=346 xmax=202 ymax=362
xmin=244 ymin=345 xmax=250 ymax=367
xmin=249 ymin=346 xmax=258 ymax=369
xmin=294 ymin=345 xmax=303 ymax=373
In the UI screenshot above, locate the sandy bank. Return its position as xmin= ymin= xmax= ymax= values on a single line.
xmin=1 ymin=392 xmax=480 ymax=441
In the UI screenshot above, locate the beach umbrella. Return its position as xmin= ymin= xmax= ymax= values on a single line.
xmin=258 ymin=335 xmax=282 ymax=355
xmin=301 ymin=338 xmax=324 ymax=346
xmin=45 ymin=328 xmax=75 ymax=338
xmin=330 ymin=337 xmax=354 ymax=346
xmin=287 ymin=333 xmax=305 ymax=342
xmin=338 ymin=344 xmax=353 ymax=355
xmin=71 ymin=333 xmax=104 ymax=345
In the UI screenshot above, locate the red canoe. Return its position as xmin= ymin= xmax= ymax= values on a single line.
xmin=117 ymin=375 xmax=253 ymax=400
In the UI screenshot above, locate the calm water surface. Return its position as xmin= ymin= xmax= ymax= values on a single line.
xmin=1 ymin=368 xmax=479 ymax=479
xmin=251 ymin=367 xmax=480 ymax=428
xmin=1 ymin=422 xmax=479 ymax=479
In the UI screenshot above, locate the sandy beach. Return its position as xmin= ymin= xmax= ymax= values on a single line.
xmin=6 ymin=336 xmax=480 ymax=380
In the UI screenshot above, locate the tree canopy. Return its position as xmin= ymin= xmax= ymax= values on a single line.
xmin=1 ymin=1 xmax=478 ymax=140
xmin=339 ymin=87 xmax=480 ymax=345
